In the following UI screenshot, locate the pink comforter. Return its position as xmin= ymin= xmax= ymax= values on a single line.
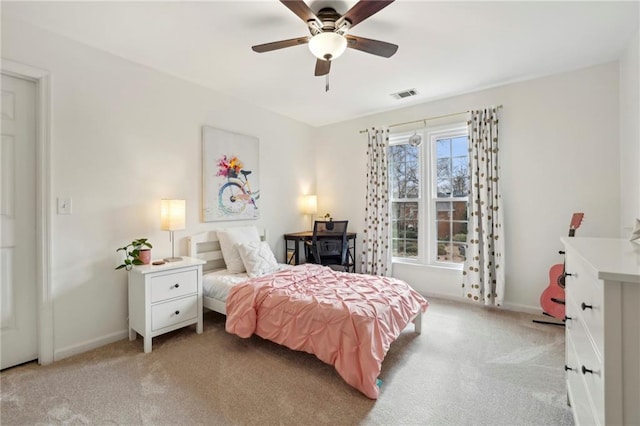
xmin=225 ymin=264 xmax=428 ymax=399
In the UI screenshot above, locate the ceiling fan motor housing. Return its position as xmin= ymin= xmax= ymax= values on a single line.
xmin=309 ymin=8 xmax=349 ymax=35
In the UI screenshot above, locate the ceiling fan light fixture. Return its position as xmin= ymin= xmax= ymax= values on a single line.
xmin=308 ymin=32 xmax=347 ymax=61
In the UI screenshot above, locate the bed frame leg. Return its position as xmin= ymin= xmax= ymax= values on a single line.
xmin=413 ymin=311 xmax=422 ymax=334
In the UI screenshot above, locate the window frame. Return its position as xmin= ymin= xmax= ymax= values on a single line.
xmin=427 ymin=124 xmax=469 ymax=268
xmin=389 ymin=122 xmax=469 ymax=269
xmin=388 ymin=133 xmax=422 ymax=263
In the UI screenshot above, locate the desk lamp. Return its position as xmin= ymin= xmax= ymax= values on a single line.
xmin=302 ymin=194 xmax=317 ymax=231
xmin=160 ymin=199 xmax=185 ymax=262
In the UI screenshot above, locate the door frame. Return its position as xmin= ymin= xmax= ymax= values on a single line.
xmin=2 ymin=59 xmax=53 ymax=365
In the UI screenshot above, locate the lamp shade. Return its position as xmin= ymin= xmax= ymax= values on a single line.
xmin=160 ymin=199 xmax=186 ymax=231
xmin=302 ymin=195 xmax=317 ymax=215
xmin=308 ymin=32 xmax=347 ymax=61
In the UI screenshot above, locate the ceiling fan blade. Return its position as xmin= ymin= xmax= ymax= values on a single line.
xmin=280 ymin=0 xmax=319 ymax=24
xmin=346 ymin=35 xmax=398 ymax=58
xmin=252 ymin=36 xmax=311 ymax=53
xmin=341 ymin=0 xmax=394 ymax=28
xmin=315 ymin=59 xmax=331 ymax=76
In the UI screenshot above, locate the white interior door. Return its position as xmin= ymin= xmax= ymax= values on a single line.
xmin=1 ymin=73 xmax=38 ymax=369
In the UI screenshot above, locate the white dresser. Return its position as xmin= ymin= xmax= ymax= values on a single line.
xmin=562 ymin=237 xmax=640 ymax=426
xmin=128 ymin=257 xmax=205 ymax=353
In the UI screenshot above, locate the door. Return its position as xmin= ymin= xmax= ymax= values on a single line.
xmin=1 ymin=73 xmax=38 ymax=369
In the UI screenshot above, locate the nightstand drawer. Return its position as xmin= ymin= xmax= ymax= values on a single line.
xmin=150 ymin=269 xmax=197 ymax=303
xmin=151 ymin=295 xmax=198 ymax=331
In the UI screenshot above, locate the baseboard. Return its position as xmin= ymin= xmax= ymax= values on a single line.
xmin=54 ymin=329 xmax=129 ymax=361
xmin=422 ymin=291 xmax=541 ymax=315
xmin=500 ymin=302 xmax=543 ymax=315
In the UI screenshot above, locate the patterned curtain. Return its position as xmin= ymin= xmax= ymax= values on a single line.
xmin=362 ymin=127 xmax=391 ymax=276
xmin=462 ymin=107 xmax=505 ymax=306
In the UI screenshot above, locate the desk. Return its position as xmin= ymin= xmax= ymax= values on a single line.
xmin=284 ymin=231 xmax=357 ymax=272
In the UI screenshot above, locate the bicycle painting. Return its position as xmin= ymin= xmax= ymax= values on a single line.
xmin=216 ymin=155 xmax=260 ymax=216
xmin=202 ymin=126 xmax=259 ymax=221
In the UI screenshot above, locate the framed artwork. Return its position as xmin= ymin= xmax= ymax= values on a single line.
xmin=202 ymin=126 xmax=260 ymax=222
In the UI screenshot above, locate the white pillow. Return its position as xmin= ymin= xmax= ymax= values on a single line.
xmin=236 ymin=241 xmax=279 ymax=278
xmin=217 ymin=226 xmax=261 ymax=273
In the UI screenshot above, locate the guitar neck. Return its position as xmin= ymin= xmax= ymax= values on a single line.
xmin=568 ymin=213 xmax=584 ymax=238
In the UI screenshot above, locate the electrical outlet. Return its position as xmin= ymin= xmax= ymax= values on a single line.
xmin=57 ymin=197 xmax=72 ymax=215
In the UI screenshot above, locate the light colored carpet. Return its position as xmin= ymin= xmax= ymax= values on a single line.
xmin=1 ymin=297 xmax=573 ymax=425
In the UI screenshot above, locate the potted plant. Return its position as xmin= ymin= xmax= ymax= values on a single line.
xmin=115 ymin=238 xmax=153 ymax=271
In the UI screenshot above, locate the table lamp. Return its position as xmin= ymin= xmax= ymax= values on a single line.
xmin=160 ymin=199 xmax=185 ymax=262
xmin=302 ymin=194 xmax=317 ymax=230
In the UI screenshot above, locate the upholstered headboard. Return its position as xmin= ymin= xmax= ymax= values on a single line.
xmin=187 ymin=228 xmax=267 ymax=273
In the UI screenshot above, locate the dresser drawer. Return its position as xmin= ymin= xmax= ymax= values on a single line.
xmin=565 ymin=254 xmax=604 ymax=356
xmin=567 ymin=334 xmax=597 ymax=426
xmin=151 ymin=295 xmax=198 ymax=331
xmin=567 ymin=316 xmax=604 ymax=425
xmin=150 ymin=269 xmax=197 ymax=303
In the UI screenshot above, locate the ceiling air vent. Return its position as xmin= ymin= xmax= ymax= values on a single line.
xmin=391 ymin=89 xmax=418 ymax=100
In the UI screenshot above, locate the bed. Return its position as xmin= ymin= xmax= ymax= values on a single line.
xmin=187 ymin=227 xmax=428 ymax=399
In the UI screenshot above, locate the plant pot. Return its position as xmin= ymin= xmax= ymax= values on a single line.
xmin=137 ymin=249 xmax=151 ymax=265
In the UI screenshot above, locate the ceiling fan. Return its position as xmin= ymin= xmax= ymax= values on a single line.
xmin=252 ymin=0 xmax=398 ymax=84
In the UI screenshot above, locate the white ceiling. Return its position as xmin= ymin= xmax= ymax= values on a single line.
xmin=2 ymin=1 xmax=638 ymax=127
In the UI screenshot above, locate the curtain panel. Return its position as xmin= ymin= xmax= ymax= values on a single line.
xmin=462 ymin=107 xmax=505 ymax=306
xmin=362 ymin=127 xmax=391 ymax=276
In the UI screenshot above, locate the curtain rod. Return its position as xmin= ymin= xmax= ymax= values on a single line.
xmin=358 ymin=104 xmax=503 ymax=134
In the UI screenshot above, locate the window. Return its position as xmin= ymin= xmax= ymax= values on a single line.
xmin=389 ymin=144 xmax=420 ymax=258
xmin=433 ymin=131 xmax=469 ymax=264
xmin=388 ymin=124 xmax=469 ymax=266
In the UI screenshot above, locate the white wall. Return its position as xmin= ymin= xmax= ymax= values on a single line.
xmin=2 ymin=19 xmax=315 ymax=359
xmin=315 ymin=62 xmax=621 ymax=313
xmin=619 ymin=30 xmax=640 ymax=236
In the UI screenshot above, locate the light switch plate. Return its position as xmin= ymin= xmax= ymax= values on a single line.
xmin=57 ymin=197 xmax=72 ymax=215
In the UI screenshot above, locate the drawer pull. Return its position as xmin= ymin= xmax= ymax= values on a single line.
xmin=173 ymin=283 xmax=180 ymax=288
xmin=564 ymin=316 xmax=572 ymax=321
xmin=581 ymin=302 xmax=593 ymax=311
xmin=581 ymin=366 xmax=594 ymax=375
xmin=565 ymin=273 xmax=574 ymax=277
xmin=174 ymin=310 xmax=180 ymax=315
xmin=564 ymin=365 xmax=573 ymax=372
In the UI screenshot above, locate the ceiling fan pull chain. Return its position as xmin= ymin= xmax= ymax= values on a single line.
xmin=325 ymin=74 xmax=330 ymax=92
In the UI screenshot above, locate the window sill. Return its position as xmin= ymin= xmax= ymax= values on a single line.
xmin=392 ymin=259 xmax=463 ymax=273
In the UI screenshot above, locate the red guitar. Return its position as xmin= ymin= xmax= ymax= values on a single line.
xmin=539 ymin=213 xmax=584 ymax=321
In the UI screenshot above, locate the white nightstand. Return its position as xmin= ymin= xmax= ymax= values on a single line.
xmin=128 ymin=256 xmax=205 ymax=353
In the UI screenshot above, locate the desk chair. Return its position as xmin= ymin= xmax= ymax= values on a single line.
xmin=306 ymin=220 xmax=351 ymax=272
